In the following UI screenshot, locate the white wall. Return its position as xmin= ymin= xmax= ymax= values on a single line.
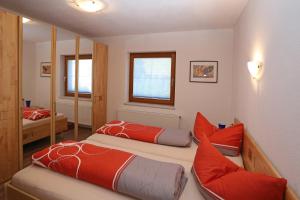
xmin=35 ymin=41 xmax=51 ymax=108
xmin=96 ymin=29 xmax=234 ymax=130
xmin=22 ymin=41 xmax=36 ymax=105
xmin=23 ymin=39 xmax=93 ymax=125
xmin=233 ymin=0 xmax=300 ymax=195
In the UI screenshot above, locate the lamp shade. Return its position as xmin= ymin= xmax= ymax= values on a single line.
xmin=247 ymin=61 xmax=262 ymax=78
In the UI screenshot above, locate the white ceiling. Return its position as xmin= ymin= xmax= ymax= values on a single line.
xmin=0 ymin=0 xmax=248 ymax=37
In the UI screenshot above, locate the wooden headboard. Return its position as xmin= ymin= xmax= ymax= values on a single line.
xmin=234 ymin=119 xmax=299 ymax=200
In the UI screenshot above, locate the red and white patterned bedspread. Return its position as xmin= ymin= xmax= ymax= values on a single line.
xmin=96 ymin=120 xmax=164 ymax=144
xmin=23 ymin=107 xmax=51 ymax=121
xmin=32 ymin=141 xmax=135 ymax=190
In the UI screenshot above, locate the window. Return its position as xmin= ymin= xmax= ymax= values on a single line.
xmin=129 ymin=52 xmax=176 ymax=105
xmin=65 ymin=54 xmax=92 ymax=98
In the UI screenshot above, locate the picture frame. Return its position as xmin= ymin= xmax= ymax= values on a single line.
xmin=40 ymin=62 xmax=52 ymax=77
xmin=189 ymin=61 xmax=218 ymax=83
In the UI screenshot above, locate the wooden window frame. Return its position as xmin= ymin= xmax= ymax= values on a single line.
xmin=129 ymin=52 xmax=176 ymax=106
xmin=64 ymin=54 xmax=92 ymax=98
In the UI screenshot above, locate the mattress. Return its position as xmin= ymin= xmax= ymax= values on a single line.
xmin=23 ymin=113 xmax=65 ymax=129
xmin=87 ymin=134 xmax=244 ymax=166
xmin=12 ymin=140 xmax=204 ymax=200
xmin=11 ymin=139 xmax=244 ymax=200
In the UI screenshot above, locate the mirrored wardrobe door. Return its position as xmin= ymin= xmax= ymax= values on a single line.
xmin=22 ymin=18 xmax=52 ymax=167
xmin=54 ymin=27 xmax=77 ymax=143
xmin=77 ymin=37 xmax=94 ymax=140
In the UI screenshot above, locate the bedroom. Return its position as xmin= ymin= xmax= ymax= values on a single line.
xmin=0 ymin=0 xmax=299 ymax=200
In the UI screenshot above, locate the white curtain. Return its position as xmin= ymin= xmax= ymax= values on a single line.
xmin=133 ymin=58 xmax=171 ymax=99
xmin=67 ymin=59 xmax=92 ymax=93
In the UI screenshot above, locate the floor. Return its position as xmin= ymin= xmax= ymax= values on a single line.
xmin=0 ymin=127 xmax=92 ymax=200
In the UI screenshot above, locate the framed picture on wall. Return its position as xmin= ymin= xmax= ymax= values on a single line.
xmin=189 ymin=61 xmax=218 ymax=83
xmin=40 ymin=62 xmax=51 ymax=77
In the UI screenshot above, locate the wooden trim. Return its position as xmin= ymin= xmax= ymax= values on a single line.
xmin=235 ymin=118 xmax=299 ymax=200
xmin=17 ymin=16 xmax=23 ymax=170
xmin=5 ymin=181 xmax=39 ymax=200
xmin=129 ymin=52 xmax=176 ymax=106
xmin=91 ymin=42 xmax=96 ymax=133
xmin=64 ymin=54 xmax=92 ymax=98
xmin=50 ymin=26 xmax=57 ymax=145
xmin=74 ymin=36 xmax=80 ymax=140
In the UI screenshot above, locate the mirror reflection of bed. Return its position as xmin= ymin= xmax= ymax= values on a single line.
xmin=22 ymin=20 xmax=92 ymax=167
xmin=22 ymin=18 xmax=52 ymax=167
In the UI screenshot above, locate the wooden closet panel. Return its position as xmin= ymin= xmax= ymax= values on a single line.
xmin=0 ymin=11 xmax=20 ymax=183
xmin=92 ymin=43 xmax=108 ymax=133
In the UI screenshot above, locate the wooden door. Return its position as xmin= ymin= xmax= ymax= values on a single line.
xmin=0 ymin=11 xmax=20 ymax=183
xmin=92 ymin=43 xmax=108 ymax=133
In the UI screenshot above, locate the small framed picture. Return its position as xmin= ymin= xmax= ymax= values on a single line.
xmin=189 ymin=61 xmax=218 ymax=83
xmin=40 ymin=62 xmax=51 ymax=77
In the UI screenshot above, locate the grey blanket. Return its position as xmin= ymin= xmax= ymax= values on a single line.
xmin=157 ymin=129 xmax=192 ymax=147
xmin=117 ymin=156 xmax=188 ymax=200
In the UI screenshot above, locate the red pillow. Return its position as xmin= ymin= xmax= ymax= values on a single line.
xmin=192 ymin=138 xmax=287 ymax=200
xmin=193 ymin=112 xmax=217 ymax=143
xmin=209 ymin=123 xmax=244 ymax=156
xmin=193 ymin=112 xmax=244 ymax=156
xmin=206 ymin=170 xmax=287 ymax=200
xmin=192 ymin=136 xmax=239 ymax=185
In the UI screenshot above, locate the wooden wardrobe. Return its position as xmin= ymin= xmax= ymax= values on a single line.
xmin=0 ymin=11 xmax=21 ymax=183
xmin=0 ymin=10 xmax=108 ymax=183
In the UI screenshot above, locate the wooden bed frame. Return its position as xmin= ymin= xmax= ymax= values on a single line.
xmin=23 ymin=117 xmax=68 ymax=145
xmin=4 ymin=119 xmax=299 ymax=200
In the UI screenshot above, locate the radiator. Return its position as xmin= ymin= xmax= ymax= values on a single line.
xmin=117 ymin=109 xmax=181 ymax=129
xmin=56 ymin=99 xmax=92 ymax=126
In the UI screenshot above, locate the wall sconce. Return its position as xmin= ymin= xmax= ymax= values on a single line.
xmin=247 ymin=61 xmax=262 ymax=79
xmin=22 ymin=17 xmax=31 ymax=23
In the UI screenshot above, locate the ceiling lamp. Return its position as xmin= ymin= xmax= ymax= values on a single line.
xmin=22 ymin=17 xmax=31 ymax=23
xmin=71 ymin=0 xmax=105 ymax=12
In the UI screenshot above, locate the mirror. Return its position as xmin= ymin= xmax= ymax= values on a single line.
xmin=77 ymin=37 xmax=94 ymax=140
xmin=22 ymin=18 xmax=52 ymax=167
xmin=54 ymin=27 xmax=78 ymax=143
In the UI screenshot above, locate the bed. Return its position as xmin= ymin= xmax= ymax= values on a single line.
xmin=87 ymin=133 xmax=243 ymax=164
xmin=6 ymin=119 xmax=298 ymax=200
xmin=6 ymin=138 xmax=243 ymax=200
xmin=23 ymin=113 xmax=68 ymax=145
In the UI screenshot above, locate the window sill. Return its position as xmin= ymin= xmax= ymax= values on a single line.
xmin=59 ymin=96 xmax=92 ymax=102
xmin=124 ymin=102 xmax=175 ymax=110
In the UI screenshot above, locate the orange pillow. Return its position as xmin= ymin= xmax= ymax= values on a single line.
xmin=209 ymin=123 xmax=244 ymax=156
xmin=192 ymin=138 xmax=287 ymax=200
xmin=193 ymin=112 xmax=217 ymax=143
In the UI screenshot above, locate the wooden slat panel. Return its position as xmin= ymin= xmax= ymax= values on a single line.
xmin=74 ymin=36 xmax=80 ymax=140
xmin=50 ymin=26 xmax=57 ymax=145
xmin=0 ymin=11 xmax=20 ymax=183
xmin=92 ymin=42 xmax=108 ymax=133
xmin=18 ymin=16 xmax=23 ymax=170
xmin=235 ymin=118 xmax=299 ymax=200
